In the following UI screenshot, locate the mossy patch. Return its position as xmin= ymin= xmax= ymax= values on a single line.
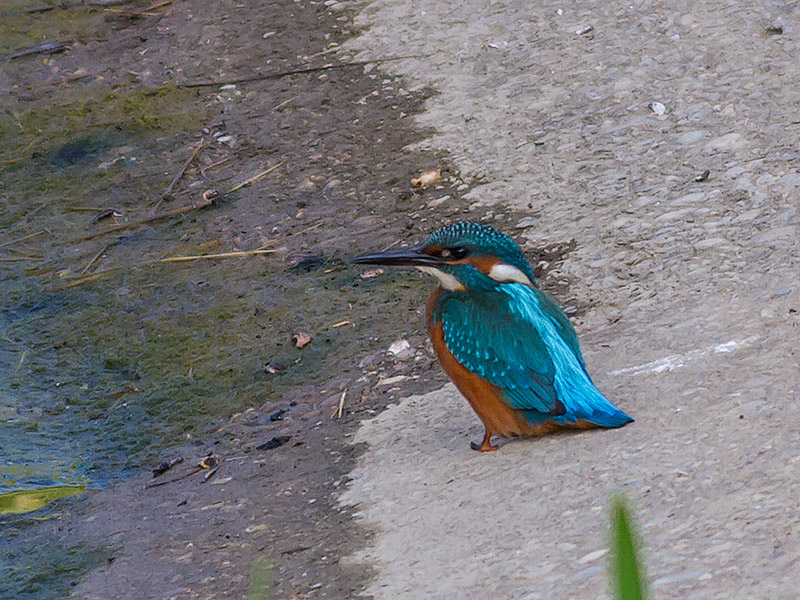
xmin=1 ymin=83 xmax=206 ymax=164
xmin=0 ymin=1 xmax=109 ymax=56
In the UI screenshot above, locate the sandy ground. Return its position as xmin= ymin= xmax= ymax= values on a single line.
xmin=340 ymin=0 xmax=800 ymax=598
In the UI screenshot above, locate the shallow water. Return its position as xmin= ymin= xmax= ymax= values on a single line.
xmin=0 ymin=3 xmax=461 ymax=596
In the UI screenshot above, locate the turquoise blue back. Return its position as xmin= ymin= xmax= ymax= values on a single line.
xmin=431 ymin=272 xmax=633 ymax=428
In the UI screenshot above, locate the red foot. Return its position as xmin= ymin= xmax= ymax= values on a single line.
xmin=470 ymin=429 xmax=498 ymax=452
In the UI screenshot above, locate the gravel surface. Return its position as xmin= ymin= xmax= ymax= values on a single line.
xmin=340 ymin=1 xmax=800 ymax=598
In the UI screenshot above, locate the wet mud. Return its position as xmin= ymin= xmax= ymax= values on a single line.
xmin=0 ymin=0 xmax=584 ymax=598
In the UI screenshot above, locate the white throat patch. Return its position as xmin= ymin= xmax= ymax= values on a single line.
xmin=488 ymin=263 xmax=533 ymax=286
xmin=416 ymin=266 xmax=465 ymax=291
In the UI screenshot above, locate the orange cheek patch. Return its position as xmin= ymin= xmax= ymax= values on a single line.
xmin=465 ymin=256 xmax=500 ymax=274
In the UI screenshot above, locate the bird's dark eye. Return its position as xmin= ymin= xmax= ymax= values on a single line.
xmin=447 ymin=246 xmax=468 ymax=260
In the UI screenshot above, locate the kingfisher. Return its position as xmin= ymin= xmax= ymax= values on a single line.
xmin=353 ymin=222 xmax=633 ymax=451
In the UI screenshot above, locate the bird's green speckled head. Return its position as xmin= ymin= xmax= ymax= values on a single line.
xmin=353 ymin=222 xmax=536 ymax=292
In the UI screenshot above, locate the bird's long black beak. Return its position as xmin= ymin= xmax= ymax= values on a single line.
xmin=351 ymin=245 xmax=439 ymax=267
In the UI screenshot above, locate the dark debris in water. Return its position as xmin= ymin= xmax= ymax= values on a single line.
xmin=50 ymin=138 xmax=104 ymax=167
xmin=290 ymin=255 xmax=327 ymax=272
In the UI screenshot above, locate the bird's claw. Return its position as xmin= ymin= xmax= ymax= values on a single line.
xmin=470 ymin=440 xmax=498 ymax=452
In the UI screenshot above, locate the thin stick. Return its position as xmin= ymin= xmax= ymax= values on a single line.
xmin=333 ymin=391 xmax=347 ymax=419
xmin=331 ymin=320 xmax=350 ymax=328
xmin=74 ymin=196 xmax=216 ymax=242
xmin=164 ymin=143 xmax=205 ymax=198
xmin=81 ymin=243 xmax=110 ymax=275
xmin=5 ymin=248 xmax=43 ymax=257
xmin=204 ymin=156 xmax=230 ymax=171
xmin=158 ymin=249 xmax=278 ymax=263
xmin=0 ymin=229 xmax=47 ymax=248
xmin=1 ymin=4 xmax=58 ymax=15
xmin=227 ymin=161 xmax=285 ymax=193
xmin=145 ymin=467 xmax=202 ymax=489
xmin=15 ymin=350 xmax=28 ymax=373
xmin=60 ymin=267 xmax=119 ymax=289
xmin=153 ymin=142 xmax=206 ymax=212
xmin=272 ymin=96 xmax=296 ymax=111
xmin=179 ymin=55 xmax=424 ymax=89
xmin=0 ymin=256 xmax=39 ymax=262
xmin=202 ymin=466 xmax=219 ymax=482
xmin=68 ymin=206 xmax=107 ymax=212
xmin=286 ymin=222 xmax=322 ymax=241
xmin=104 ymin=0 xmax=171 ymax=15
xmin=9 ymin=41 xmax=70 ymax=60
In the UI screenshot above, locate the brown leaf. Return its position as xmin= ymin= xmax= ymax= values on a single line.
xmin=411 ymin=169 xmax=441 ymax=187
xmin=293 ymin=332 xmax=312 ymax=348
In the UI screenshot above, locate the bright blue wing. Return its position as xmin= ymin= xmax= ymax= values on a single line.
xmin=438 ymin=292 xmax=562 ymax=415
xmin=437 ymin=284 xmax=633 ymax=428
xmin=534 ymin=288 xmax=588 ymax=373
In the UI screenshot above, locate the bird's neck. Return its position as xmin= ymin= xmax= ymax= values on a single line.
xmin=426 ymin=285 xmax=503 ymax=330
xmin=425 ymin=286 xmax=444 ymax=331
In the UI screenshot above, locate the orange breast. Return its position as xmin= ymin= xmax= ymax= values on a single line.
xmin=426 ymin=287 xmax=534 ymax=437
xmin=425 ymin=287 xmax=599 ymax=438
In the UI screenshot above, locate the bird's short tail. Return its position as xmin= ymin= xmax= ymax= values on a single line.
xmin=524 ymin=398 xmax=633 ymax=429
xmin=578 ymin=406 xmax=634 ymax=428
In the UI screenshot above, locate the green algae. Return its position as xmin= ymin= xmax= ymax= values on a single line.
xmin=1 ymin=83 xmax=205 ymax=170
xmin=0 ymin=485 xmax=86 ymax=515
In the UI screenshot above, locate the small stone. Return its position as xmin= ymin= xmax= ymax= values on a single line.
xmin=388 ymin=340 xmax=411 ymax=355
xmin=360 ymin=268 xmax=385 ymax=279
xmin=515 ymin=217 xmax=538 ymax=228
xmin=677 ymin=130 xmax=707 ymax=145
xmin=427 ymin=195 xmax=450 ymax=208
xmin=703 ymin=133 xmax=746 ymax=152
xmin=578 ymin=548 xmax=609 ymax=564
xmin=377 ymin=375 xmax=408 ymax=387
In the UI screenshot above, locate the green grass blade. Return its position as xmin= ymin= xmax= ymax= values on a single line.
xmin=246 ymin=556 xmax=272 ymax=600
xmin=611 ymin=496 xmax=646 ymax=600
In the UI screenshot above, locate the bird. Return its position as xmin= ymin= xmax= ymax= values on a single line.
xmin=352 ymin=222 xmax=633 ymax=451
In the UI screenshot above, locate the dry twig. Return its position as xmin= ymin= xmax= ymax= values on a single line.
xmin=158 ymin=249 xmax=278 ymax=263
xmin=227 ymin=161 xmax=286 ymax=193
xmin=81 ymin=243 xmax=110 ymax=275
xmin=179 ymin=55 xmax=424 ymax=88
xmin=74 ymin=196 xmax=216 ymax=242
xmin=332 ymin=391 xmax=347 ymax=419
xmin=60 ymin=267 xmax=120 ymax=289
xmin=103 ymin=0 xmax=171 ymax=15
xmin=8 ymin=41 xmax=70 ymax=60
xmin=0 ymin=230 xmax=47 ymax=249
xmin=153 ymin=142 xmax=207 ymax=212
